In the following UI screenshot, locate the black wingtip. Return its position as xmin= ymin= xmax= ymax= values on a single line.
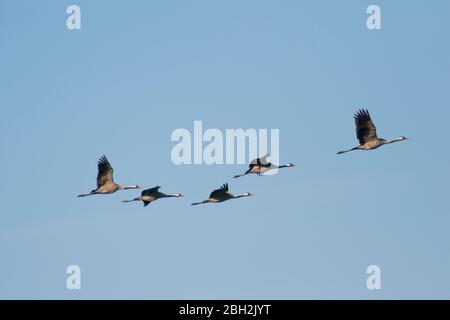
xmin=98 ymin=155 xmax=108 ymax=164
xmin=354 ymin=108 xmax=371 ymax=120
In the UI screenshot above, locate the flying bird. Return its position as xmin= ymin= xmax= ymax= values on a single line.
xmin=337 ymin=109 xmax=408 ymax=155
xmin=123 ymin=186 xmax=183 ymax=207
xmin=77 ymin=155 xmax=140 ymax=197
xmin=233 ymin=154 xmax=295 ymax=179
xmin=191 ymin=183 xmax=252 ymax=205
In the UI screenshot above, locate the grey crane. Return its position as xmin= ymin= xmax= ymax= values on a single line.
xmin=337 ymin=109 xmax=408 ymax=155
xmin=123 ymin=186 xmax=183 ymax=207
xmin=77 ymin=155 xmax=140 ymax=197
xmin=233 ymin=154 xmax=295 ymax=179
xmin=191 ymin=183 xmax=252 ymax=205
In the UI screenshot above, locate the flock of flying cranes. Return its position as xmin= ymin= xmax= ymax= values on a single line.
xmin=77 ymin=109 xmax=408 ymax=207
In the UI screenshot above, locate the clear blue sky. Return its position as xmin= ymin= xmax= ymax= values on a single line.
xmin=1 ymin=0 xmax=449 ymax=299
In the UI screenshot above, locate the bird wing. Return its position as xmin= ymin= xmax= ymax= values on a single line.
xmin=209 ymin=183 xmax=228 ymax=198
xmin=249 ymin=154 xmax=270 ymax=168
xmin=354 ymin=109 xmax=378 ymax=144
xmin=142 ymin=186 xmax=160 ymax=196
xmin=97 ymin=155 xmax=114 ymax=187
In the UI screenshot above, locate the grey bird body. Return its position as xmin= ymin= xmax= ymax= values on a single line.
xmin=233 ymin=154 xmax=295 ymax=179
xmin=123 ymin=186 xmax=183 ymax=206
xmin=77 ymin=156 xmax=140 ymax=197
xmin=337 ymin=109 xmax=408 ymax=154
xmin=191 ymin=183 xmax=252 ymax=205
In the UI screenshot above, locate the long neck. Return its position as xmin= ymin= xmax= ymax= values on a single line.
xmin=122 ymin=185 xmax=139 ymax=190
xmin=235 ymin=193 xmax=250 ymax=199
xmin=388 ymin=137 xmax=405 ymax=144
xmin=165 ymin=193 xmax=182 ymax=198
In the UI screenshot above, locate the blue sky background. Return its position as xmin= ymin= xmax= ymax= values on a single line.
xmin=1 ymin=0 xmax=449 ymax=299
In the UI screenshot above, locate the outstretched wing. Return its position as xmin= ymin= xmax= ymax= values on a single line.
xmin=143 ymin=201 xmax=152 ymax=207
xmin=142 ymin=186 xmax=161 ymax=196
xmin=97 ymin=155 xmax=114 ymax=187
xmin=354 ymin=109 xmax=378 ymax=144
xmin=249 ymin=154 xmax=271 ymax=168
xmin=209 ymin=183 xmax=228 ymax=198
